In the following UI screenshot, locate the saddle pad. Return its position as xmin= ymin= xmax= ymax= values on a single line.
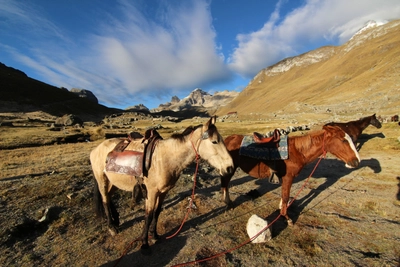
xmin=105 ymin=150 xmax=144 ymax=176
xmin=239 ymin=134 xmax=288 ymax=160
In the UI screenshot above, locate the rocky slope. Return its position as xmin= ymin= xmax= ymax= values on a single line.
xmin=150 ymin=88 xmax=239 ymax=113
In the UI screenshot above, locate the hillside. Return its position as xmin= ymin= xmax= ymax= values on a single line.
xmin=217 ymin=20 xmax=400 ymax=123
xmin=0 ymin=63 xmax=122 ymax=122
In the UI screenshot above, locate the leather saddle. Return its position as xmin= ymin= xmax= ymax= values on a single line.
xmin=105 ymin=129 xmax=162 ymax=177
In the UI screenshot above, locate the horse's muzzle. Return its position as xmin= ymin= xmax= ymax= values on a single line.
xmin=345 ymin=159 xmax=360 ymax=168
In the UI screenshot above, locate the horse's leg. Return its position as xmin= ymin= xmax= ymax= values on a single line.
xmin=149 ymin=192 xmax=167 ymax=241
xmin=140 ymin=191 xmax=157 ymax=252
xmin=280 ymin=175 xmax=294 ymax=226
xmin=102 ymin=183 xmax=119 ymax=236
xmin=109 ymin=186 xmax=120 ymax=226
xmin=131 ymin=183 xmax=143 ymax=209
xmin=221 ymin=168 xmax=236 ymax=209
xmin=93 ymin=169 xmax=119 ymax=236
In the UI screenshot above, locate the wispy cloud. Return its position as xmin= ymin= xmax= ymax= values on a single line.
xmin=0 ymin=0 xmax=231 ymax=107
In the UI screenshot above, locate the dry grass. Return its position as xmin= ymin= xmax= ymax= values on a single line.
xmin=0 ymin=118 xmax=399 ymax=267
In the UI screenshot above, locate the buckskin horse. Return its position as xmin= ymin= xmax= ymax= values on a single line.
xmin=324 ymin=113 xmax=382 ymax=143
xmin=90 ymin=116 xmax=234 ymax=250
xmin=220 ymin=125 xmax=360 ymax=225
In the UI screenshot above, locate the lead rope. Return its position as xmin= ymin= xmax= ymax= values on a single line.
xmin=166 ymin=130 xmax=201 ymax=239
xmin=171 ymin=132 xmax=328 ymax=267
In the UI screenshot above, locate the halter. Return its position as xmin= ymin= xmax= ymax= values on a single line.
xmin=190 ymin=127 xmax=209 ymax=160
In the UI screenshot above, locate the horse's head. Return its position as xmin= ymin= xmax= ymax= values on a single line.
xmin=322 ymin=125 xmax=360 ymax=168
xmin=195 ymin=116 xmax=234 ymax=177
xmin=370 ymin=113 xmax=382 ymax=129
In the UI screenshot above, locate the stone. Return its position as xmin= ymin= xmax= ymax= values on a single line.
xmin=246 ymin=214 xmax=272 ymax=243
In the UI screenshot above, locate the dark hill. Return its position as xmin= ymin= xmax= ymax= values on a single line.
xmin=0 ymin=62 xmax=122 ymax=122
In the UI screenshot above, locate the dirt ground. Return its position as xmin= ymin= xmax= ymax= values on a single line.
xmin=0 ymin=120 xmax=399 ymax=267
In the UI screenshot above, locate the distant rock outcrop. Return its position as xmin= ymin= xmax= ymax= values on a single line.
xmin=70 ymin=88 xmax=98 ymax=104
xmin=171 ymin=96 xmax=180 ymax=104
xmin=151 ymin=88 xmax=239 ymax=113
xmin=125 ymin=104 xmax=150 ymax=113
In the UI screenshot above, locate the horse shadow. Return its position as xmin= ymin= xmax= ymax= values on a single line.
xmin=100 ymin=235 xmax=187 ymax=267
xmin=243 ymin=157 xmax=381 ymax=238
xmin=356 ymin=132 xmax=385 ymax=150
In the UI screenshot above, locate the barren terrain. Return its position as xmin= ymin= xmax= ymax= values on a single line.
xmin=0 ymin=115 xmax=399 ymax=267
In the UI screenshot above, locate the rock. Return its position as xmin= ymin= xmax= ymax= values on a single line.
xmin=54 ymin=114 xmax=83 ymax=127
xmin=246 ymin=214 xmax=272 ymax=243
xmin=70 ymin=88 xmax=98 ymax=104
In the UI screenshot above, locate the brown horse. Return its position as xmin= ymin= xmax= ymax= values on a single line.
xmin=324 ymin=113 xmax=382 ymax=143
xmin=90 ymin=117 xmax=234 ymax=250
xmin=220 ymin=125 xmax=360 ymax=225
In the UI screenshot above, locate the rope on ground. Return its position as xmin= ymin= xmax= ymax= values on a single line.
xmin=171 ymin=154 xmax=326 ymax=267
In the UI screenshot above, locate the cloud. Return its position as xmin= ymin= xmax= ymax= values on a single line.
xmin=228 ymin=0 xmax=400 ymax=77
xmin=0 ymin=0 xmax=231 ymax=108
xmin=91 ymin=0 xmax=231 ymax=92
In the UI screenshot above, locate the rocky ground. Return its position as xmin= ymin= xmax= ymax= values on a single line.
xmin=0 ymin=114 xmax=399 ymax=267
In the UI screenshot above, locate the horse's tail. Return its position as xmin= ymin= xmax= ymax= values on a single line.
xmin=93 ymin=178 xmax=105 ymax=218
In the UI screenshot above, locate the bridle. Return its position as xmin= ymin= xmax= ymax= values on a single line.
xmin=190 ymin=127 xmax=210 ymax=160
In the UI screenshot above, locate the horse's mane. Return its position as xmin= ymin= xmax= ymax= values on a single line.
xmin=170 ymin=123 xmax=218 ymax=142
xmin=325 ymin=114 xmax=375 ymax=126
xmin=291 ymin=130 xmax=324 ymax=152
xmin=170 ymin=125 xmax=202 ymax=142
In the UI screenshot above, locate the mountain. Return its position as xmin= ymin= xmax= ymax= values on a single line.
xmin=217 ymin=19 xmax=400 ymax=122
xmin=1 ymin=19 xmax=399 ymax=124
xmin=0 ymin=63 xmax=122 ymax=122
xmin=151 ymin=88 xmax=239 ymax=113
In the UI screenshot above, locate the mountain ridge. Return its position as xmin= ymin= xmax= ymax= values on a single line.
xmin=216 ymin=19 xmax=400 ymax=122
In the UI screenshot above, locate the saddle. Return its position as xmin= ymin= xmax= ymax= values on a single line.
xmin=253 ymin=129 xmax=281 ymax=146
xmin=105 ymin=129 xmax=162 ymax=177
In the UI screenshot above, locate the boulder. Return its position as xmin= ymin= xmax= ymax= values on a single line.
xmin=54 ymin=114 xmax=83 ymax=127
xmin=246 ymin=214 xmax=272 ymax=243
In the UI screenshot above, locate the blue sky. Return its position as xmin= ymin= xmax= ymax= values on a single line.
xmin=1 ymin=0 xmax=399 ymax=109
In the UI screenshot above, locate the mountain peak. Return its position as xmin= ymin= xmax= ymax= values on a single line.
xmin=151 ymin=88 xmax=239 ymax=112
xmin=352 ymin=20 xmax=388 ymax=38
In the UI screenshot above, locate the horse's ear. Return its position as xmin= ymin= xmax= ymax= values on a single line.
xmin=211 ymin=116 xmax=217 ymax=125
xmin=205 ymin=116 xmax=216 ymax=128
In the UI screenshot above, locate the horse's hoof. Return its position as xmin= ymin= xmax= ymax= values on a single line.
xmin=225 ymin=201 xmax=235 ymax=211
xmin=108 ymin=227 xmax=119 ymax=236
xmin=151 ymin=233 xmax=160 ymax=241
xmin=287 ymin=219 xmax=294 ymax=226
xmin=140 ymin=244 xmax=151 ymax=255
